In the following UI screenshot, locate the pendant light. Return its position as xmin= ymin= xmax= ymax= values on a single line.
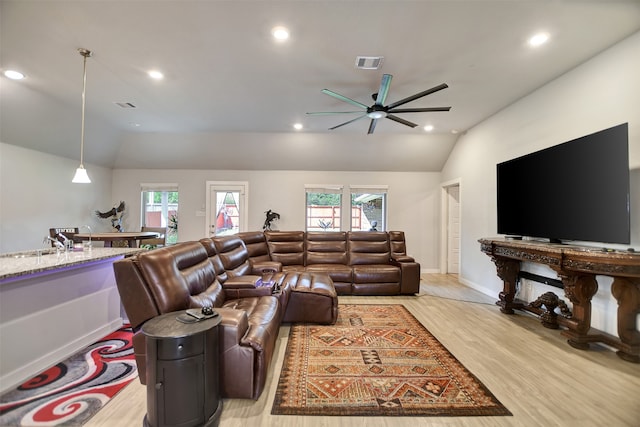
xmin=72 ymin=48 xmax=92 ymax=183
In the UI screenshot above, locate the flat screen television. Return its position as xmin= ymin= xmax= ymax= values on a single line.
xmin=496 ymin=123 xmax=630 ymax=244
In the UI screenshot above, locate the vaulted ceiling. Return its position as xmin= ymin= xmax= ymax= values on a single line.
xmin=2 ymin=1 xmax=639 ymax=171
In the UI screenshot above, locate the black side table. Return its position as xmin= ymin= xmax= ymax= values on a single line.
xmin=141 ymin=310 xmax=222 ymax=427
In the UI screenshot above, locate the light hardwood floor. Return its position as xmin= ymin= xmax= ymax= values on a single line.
xmin=86 ymin=274 xmax=640 ymax=427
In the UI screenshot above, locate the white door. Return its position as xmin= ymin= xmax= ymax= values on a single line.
xmin=446 ymin=185 xmax=460 ymax=274
xmin=205 ymin=181 xmax=248 ymax=237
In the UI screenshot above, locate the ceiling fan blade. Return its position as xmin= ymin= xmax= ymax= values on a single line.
xmin=375 ymin=74 xmax=392 ymax=106
xmin=388 ymin=106 xmax=451 ymax=113
xmin=321 ymin=89 xmax=369 ymax=109
xmin=329 ymin=114 xmax=368 ymax=130
xmin=368 ymin=119 xmax=378 ymax=134
xmin=386 ymin=114 xmax=418 ymax=128
xmin=306 ymin=111 xmax=364 ymax=115
xmin=386 ymin=83 xmax=449 ymax=109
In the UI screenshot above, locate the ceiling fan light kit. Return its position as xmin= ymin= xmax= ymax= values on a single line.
xmin=307 ymin=73 xmax=451 ymax=134
xmin=367 ymin=110 xmax=386 ymax=120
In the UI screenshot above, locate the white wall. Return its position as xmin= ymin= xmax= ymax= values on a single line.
xmin=0 ymin=143 xmax=113 ymax=253
xmin=440 ymin=31 xmax=640 ymax=335
xmin=0 ymin=143 xmax=442 ymax=267
xmin=111 ymin=169 xmax=441 ymax=270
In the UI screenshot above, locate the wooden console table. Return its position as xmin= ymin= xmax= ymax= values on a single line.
xmin=479 ymin=238 xmax=640 ymax=363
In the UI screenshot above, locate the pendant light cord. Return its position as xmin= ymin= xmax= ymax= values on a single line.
xmin=79 ymin=50 xmax=89 ymax=166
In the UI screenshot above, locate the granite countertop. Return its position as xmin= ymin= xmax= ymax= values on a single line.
xmin=0 ymin=247 xmax=144 ymax=281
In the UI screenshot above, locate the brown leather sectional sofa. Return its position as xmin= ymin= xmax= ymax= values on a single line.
xmin=238 ymin=230 xmax=420 ymax=295
xmin=112 ymin=230 xmax=418 ymax=400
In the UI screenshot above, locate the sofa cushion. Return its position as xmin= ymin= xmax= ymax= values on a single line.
xmin=281 ymin=272 xmax=338 ymax=324
xmin=199 ymin=238 xmax=228 ymax=282
xmin=237 ymin=231 xmax=272 ymax=263
xmin=352 ymin=264 xmax=401 ymax=283
xmin=352 ymin=282 xmax=400 ymax=295
xmin=212 ymin=236 xmax=252 ymax=277
xmin=305 ymin=231 xmax=348 ymax=265
xmin=348 ymin=231 xmax=391 ymax=265
xmin=135 ymin=241 xmax=225 ymax=312
xmin=282 ymin=265 xmax=306 ymax=273
xmin=264 ymin=231 xmax=305 ymax=266
xmin=305 ymin=264 xmax=353 ymax=284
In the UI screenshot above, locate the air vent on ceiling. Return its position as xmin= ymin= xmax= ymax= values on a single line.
xmin=355 ymin=56 xmax=384 ymax=70
xmin=114 ymin=102 xmax=136 ymax=109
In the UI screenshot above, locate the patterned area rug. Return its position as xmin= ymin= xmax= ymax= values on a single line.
xmin=272 ymin=304 xmax=511 ymax=417
xmin=0 ymin=325 xmax=137 ymax=426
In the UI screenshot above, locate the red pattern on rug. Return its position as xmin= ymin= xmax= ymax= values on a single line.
xmin=0 ymin=325 xmax=137 ymax=426
xmin=272 ymin=304 xmax=512 ymax=417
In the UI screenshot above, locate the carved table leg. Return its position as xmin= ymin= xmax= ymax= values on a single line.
xmin=611 ymin=277 xmax=640 ymax=363
xmin=560 ymin=273 xmax=598 ymax=350
xmin=491 ymin=256 xmax=520 ymax=314
xmin=529 ymin=292 xmax=572 ymax=329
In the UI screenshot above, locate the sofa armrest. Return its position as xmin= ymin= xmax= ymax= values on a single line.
xmin=392 ymin=259 xmax=421 ymax=295
xmin=215 ymin=307 xmax=250 ymax=346
xmin=251 ymin=260 xmax=282 ymax=274
xmin=223 ymin=275 xmax=261 ymax=289
xmin=213 ymin=307 xmax=258 ymax=398
xmin=223 ymin=275 xmax=273 ymax=298
xmin=391 ymin=254 xmax=415 ymax=263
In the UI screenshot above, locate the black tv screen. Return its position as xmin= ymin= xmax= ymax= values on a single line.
xmin=496 ymin=123 xmax=630 ymax=244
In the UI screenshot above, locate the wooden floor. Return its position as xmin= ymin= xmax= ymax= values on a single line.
xmin=86 ymin=274 xmax=640 ymax=427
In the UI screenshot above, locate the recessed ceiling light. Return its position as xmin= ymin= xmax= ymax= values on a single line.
xmin=451 ymin=129 xmax=459 ymax=134
xmin=528 ymin=32 xmax=549 ymax=47
xmin=148 ymin=70 xmax=164 ymax=80
xmin=293 ymin=123 xmax=303 ymax=130
xmin=272 ymin=26 xmax=290 ymax=41
xmin=423 ymin=125 xmax=434 ymax=132
xmin=4 ymin=70 xmax=25 ymax=80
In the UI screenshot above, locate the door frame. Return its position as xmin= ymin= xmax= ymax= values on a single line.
xmin=440 ymin=178 xmax=461 ymax=274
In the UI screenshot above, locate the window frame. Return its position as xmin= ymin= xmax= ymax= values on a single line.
xmin=349 ymin=185 xmax=388 ymax=231
xmin=304 ymin=184 xmax=343 ymax=232
xmin=140 ymin=183 xmax=179 ymax=244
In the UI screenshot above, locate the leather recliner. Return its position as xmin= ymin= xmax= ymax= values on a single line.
xmin=114 ymin=237 xmax=338 ymax=400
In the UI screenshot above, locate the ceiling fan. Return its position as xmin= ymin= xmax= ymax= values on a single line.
xmin=307 ymin=74 xmax=451 ymax=134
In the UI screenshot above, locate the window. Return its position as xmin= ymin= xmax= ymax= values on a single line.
xmin=305 ymin=185 xmax=343 ymax=232
xmin=141 ymin=184 xmax=178 ymax=244
xmin=351 ymin=186 xmax=387 ymax=231
xmin=213 ymin=191 xmax=240 ymax=236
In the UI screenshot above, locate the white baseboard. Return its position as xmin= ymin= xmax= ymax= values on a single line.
xmin=420 ymin=272 xmax=498 ymax=299
xmin=458 ymin=276 xmax=497 ymax=298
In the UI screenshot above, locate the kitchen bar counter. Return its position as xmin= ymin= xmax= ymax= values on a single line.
xmin=0 ymin=247 xmax=143 ymax=282
xmin=0 ymin=246 xmax=144 ymax=392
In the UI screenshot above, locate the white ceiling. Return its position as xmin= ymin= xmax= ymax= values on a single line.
xmin=1 ymin=1 xmax=639 ymax=172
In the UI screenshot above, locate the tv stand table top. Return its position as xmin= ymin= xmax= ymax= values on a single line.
xmin=479 ymin=237 xmax=639 ymax=278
